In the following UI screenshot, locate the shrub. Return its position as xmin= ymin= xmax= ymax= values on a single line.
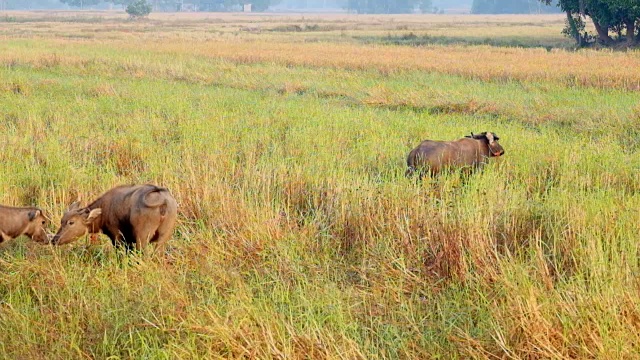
xmin=126 ymin=0 xmax=152 ymax=19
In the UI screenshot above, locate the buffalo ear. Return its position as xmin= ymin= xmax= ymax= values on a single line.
xmin=84 ymin=208 xmax=102 ymax=224
xmin=68 ymin=201 xmax=82 ymax=212
xmin=28 ymin=209 xmax=41 ymax=221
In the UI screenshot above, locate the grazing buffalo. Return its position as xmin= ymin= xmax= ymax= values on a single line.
xmin=406 ymin=132 xmax=505 ymax=177
xmin=0 ymin=205 xmax=49 ymax=243
xmin=51 ymin=184 xmax=178 ymax=254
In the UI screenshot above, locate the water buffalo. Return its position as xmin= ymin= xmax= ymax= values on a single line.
xmin=0 ymin=205 xmax=49 ymax=243
xmin=406 ymin=132 xmax=505 ymax=177
xmin=51 ymin=184 xmax=178 ymax=254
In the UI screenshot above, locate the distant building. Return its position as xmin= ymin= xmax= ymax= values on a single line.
xmin=243 ymin=3 xmax=252 ymax=12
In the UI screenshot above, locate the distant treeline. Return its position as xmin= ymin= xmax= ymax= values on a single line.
xmin=1 ymin=0 xmax=66 ymax=9
xmin=0 ymin=0 xmax=437 ymax=13
xmin=0 ymin=0 xmax=273 ymax=12
xmin=472 ymin=0 xmax=560 ymax=14
xmin=346 ymin=0 xmax=431 ymax=14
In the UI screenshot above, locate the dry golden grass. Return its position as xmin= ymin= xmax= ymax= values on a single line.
xmin=150 ymin=40 xmax=640 ymax=89
xmin=0 ymin=11 xmax=636 ymax=90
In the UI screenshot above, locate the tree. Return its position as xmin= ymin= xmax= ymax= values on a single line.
xmin=125 ymin=0 xmax=152 ymax=17
xmin=608 ymin=0 xmax=640 ymax=44
xmin=541 ymin=0 xmax=640 ymax=46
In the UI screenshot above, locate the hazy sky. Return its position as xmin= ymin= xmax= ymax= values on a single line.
xmin=4 ymin=0 xmax=550 ymax=13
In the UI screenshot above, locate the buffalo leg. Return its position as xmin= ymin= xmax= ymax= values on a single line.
xmin=111 ymin=229 xmax=136 ymax=253
xmin=152 ymin=230 xmax=171 ymax=257
xmin=153 ymin=216 xmax=177 ymax=257
xmin=104 ymin=228 xmax=124 ymax=248
xmin=133 ymin=223 xmax=158 ymax=255
xmin=0 ymin=231 xmax=8 ymax=243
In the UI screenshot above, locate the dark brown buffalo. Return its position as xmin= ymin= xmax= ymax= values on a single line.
xmin=51 ymin=184 xmax=178 ymax=254
xmin=406 ymin=132 xmax=505 ymax=177
xmin=0 ymin=205 xmax=49 ymax=243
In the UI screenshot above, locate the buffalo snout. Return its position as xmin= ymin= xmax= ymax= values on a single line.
xmin=50 ymin=234 xmax=60 ymax=245
xmin=492 ymin=144 xmax=505 ymax=157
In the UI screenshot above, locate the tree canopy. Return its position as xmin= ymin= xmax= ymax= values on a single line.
xmin=541 ymin=0 xmax=640 ymax=45
xmin=125 ymin=0 xmax=152 ymax=17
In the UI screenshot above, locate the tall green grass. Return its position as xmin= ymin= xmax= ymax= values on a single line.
xmin=1 ymin=22 xmax=639 ymax=358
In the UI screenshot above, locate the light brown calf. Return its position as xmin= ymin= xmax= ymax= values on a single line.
xmin=0 ymin=205 xmax=49 ymax=243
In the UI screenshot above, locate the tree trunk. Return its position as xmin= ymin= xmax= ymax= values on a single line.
xmin=592 ymin=20 xmax=614 ymax=45
xmin=626 ymin=18 xmax=637 ymax=45
xmin=566 ymin=11 xmax=582 ymax=46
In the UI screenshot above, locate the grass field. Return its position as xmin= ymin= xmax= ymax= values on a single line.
xmin=1 ymin=11 xmax=639 ymax=359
